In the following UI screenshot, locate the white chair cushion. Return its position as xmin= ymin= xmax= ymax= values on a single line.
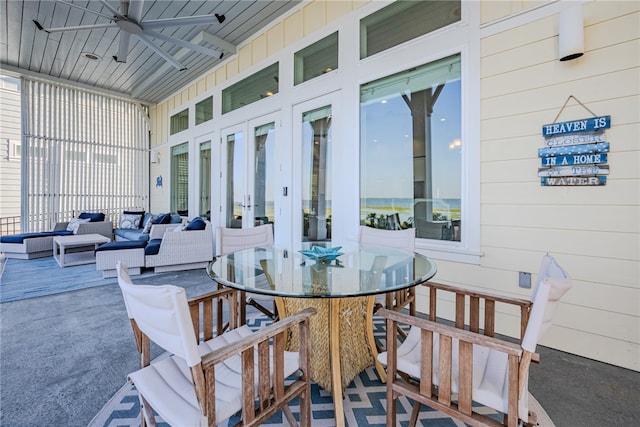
xmin=130 ymin=325 xmax=300 ymax=426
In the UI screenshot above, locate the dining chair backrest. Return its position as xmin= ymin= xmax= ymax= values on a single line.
xmin=521 ymin=254 xmax=572 ymax=353
xmin=116 ymin=261 xmax=201 ymax=367
xmin=217 ymin=223 xmax=274 ymax=256
xmin=358 ymin=225 xmax=415 ymax=252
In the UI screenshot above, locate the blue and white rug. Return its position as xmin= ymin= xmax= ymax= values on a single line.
xmin=88 ymin=316 xmax=554 ymax=427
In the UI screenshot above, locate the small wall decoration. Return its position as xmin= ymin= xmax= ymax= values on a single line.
xmin=538 ymin=96 xmax=610 ymax=186
xmin=155 ymin=175 xmax=163 ymax=188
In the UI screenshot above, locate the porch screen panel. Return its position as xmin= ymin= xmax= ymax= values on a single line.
xmin=21 ymin=78 xmax=150 ymax=232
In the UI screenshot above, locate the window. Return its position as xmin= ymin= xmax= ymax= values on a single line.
xmin=222 ymin=63 xmax=279 ymax=114
xmin=199 ymin=141 xmax=211 ymax=219
xmin=195 ymin=97 xmax=213 ymax=125
xmin=360 ymin=54 xmax=461 ymax=242
xmin=360 ymin=0 xmax=461 ymax=59
xmin=171 ymin=142 xmax=189 ymax=216
xmin=294 ymin=32 xmax=338 ymax=85
xmin=170 ymin=109 xmax=189 ymax=135
xmin=302 ymin=105 xmax=332 ymax=243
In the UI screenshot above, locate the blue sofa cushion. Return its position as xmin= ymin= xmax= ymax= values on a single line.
xmin=95 ymin=240 xmax=147 ymax=252
xmin=145 ymin=238 xmax=163 ymax=255
xmin=1 ymin=230 xmax=72 ymax=244
xmin=114 ymin=228 xmax=150 ymax=242
xmin=79 ymin=212 xmax=105 ymax=222
xmin=170 ymin=214 xmax=182 ymax=223
xmin=185 ymin=217 xmax=207 ymax=231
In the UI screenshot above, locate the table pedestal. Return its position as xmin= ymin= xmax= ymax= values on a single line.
xmin=277 ymin=296 xmax=382 ymax=427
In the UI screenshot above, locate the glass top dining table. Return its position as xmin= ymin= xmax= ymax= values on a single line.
xmin=206 ymin=246 xmax=437 ymax=298
xmin=207 ymin=245 xmax=437 ymax=427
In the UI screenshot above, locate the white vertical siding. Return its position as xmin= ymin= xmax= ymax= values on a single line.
xmin=21 ymin=78 xmax=150 ymax=231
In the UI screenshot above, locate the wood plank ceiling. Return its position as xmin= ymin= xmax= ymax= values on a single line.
xmin=0 ymin=1 xmax=301 ymax=105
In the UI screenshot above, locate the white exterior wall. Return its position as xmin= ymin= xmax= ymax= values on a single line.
xmin=475 ymin=0 xmax=639 ymax=370
xmin=148 ymin=0 xmax=639 ymax=370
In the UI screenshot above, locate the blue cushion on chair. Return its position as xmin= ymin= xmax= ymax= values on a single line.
xmin=0 ymin=230 xmax=72 ymax=244
xmin=185 ymin=217 xmax=207 ymax=231
xmin=95 ymin=240 xmax=147 ymax=252
xmin=145 ymin=238 xmax=163 ymax=255
xmin=79 ymin=212 xmax=105 ymax=222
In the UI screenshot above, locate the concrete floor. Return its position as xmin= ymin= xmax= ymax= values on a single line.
xmin=1 ymin=257 xmax=639 ymax=426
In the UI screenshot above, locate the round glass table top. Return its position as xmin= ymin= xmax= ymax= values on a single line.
xmin=207 ymin=246 xmax=437 ymax=298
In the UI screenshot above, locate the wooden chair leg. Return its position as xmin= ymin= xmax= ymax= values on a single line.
xmin=409 ymin=401 xmax=421 ymax=427
xmin=139 ymin=392 xmax=157 ymax=427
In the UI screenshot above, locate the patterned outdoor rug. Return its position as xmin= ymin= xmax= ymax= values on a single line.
xmin=88 ymin=316 xmax=555 ymax=427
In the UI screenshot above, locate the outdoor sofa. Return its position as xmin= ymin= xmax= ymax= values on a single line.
xmin=113 ymin=212 xmax=183 ymax=242
xmin=95 ymin=217 xmax=213 ymax=277
xmin=0 ymin=213 xmax=112 ymax=259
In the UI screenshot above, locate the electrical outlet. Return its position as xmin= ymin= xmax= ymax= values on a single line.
xmin=519 ymin=272 xmax=531 ymax=288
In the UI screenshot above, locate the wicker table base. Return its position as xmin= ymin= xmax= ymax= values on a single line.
xmin=276 ymin=296 xmax=382 ymax=426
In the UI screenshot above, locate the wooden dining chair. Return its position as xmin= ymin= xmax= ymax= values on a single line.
xmin=217 ymin=223 xmax=277 ymax=324
xmin=377 ymin=254 xmax=572 ymax=427
xmin=116 ymin=261 xmax=316 ymax=427
xmin=358 ymin=225 xmax=416 ymax=319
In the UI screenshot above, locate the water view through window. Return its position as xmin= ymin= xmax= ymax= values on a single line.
xmin=360 ymin=54 xmax=462 ymax=241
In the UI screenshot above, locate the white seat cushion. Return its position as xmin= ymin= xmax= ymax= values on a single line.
xmin=130 ymin=325 xmax=300 ymax=426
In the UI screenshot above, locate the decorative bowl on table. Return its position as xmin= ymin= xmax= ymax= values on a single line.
xmin=299 ymin=246 xmax=344 ymax=264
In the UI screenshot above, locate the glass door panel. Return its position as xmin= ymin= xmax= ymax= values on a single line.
xmin=221 ymin=113 xmax=279 ymax=231
xmin=225 ymin=130 xmax=244 ymax=228
xmin=199 ymin=140 xmax=211 ymax=220
xmin=301 ymin=105 xmax=332 ymax=244
xmin=253 ymin=122 xmax=275 ymax=226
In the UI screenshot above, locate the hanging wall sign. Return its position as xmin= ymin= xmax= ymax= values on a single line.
xmin=538 ymin=96 xmax=611 ymax=187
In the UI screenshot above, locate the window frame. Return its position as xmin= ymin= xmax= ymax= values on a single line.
xmin=355 ymin=0 xmax=480 ymax=264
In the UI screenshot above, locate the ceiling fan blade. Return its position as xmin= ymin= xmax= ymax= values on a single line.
xmin=141 ymin=14 xmax=224 ymax=30
xmin=55 ymin=0 xmax=114 ymax=20
xmin=201 ymin=32 xmax=237 ymax=56
xmin=126 ymin=0 xmax=145 ymax=21
xmin=34 ymin=21 xmax=118 ymax=34
xmin=99 ymin=0 xmax=122 ymax=18
xmin=143 ymin=29 xmax=223 ymax=59
xmin=136 ymin=33 xmax=186 ymax=71
xmin=114 ymin=32 xmax=131 ymax=63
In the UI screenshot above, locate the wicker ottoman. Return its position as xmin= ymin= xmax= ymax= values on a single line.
xmin=95 ymin=240 xmax=146 ymax=278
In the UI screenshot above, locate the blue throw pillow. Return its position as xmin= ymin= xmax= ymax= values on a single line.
xmin=153 ymin=213 xmax=172 ymax=224
xmin=79 ymin=212 xmax=105 ymax=222
xmin=185 ymin=217 xmax=207 ymax=231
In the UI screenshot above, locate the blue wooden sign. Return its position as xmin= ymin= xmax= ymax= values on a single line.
xmin=541 ymin=153 xmax=607 ymax=167
xmin=541 ymin=176 xmax=607 ymax=186
xmin=538 ymin=142 xmax=609 ymax=157
xmin=545 ymin=132 xmax=605 ymax=147
xmin=538 ymin=165 xmax=609 ymax=177
xmin=542 ymin=115 xmax=610 ymax=137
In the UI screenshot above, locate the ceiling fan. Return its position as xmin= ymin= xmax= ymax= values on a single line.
xmin=34 ymin=0 xmax=228 ymax=71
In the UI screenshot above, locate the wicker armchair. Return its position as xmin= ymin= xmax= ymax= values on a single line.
xmin=144 ymin=219 xmax=214 ymax=272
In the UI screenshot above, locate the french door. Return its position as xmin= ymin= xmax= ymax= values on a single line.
xmin=220 ymin=112 xmax=280 ymax=231
xmin=292 ymin=93 xmax=340 ymax=248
